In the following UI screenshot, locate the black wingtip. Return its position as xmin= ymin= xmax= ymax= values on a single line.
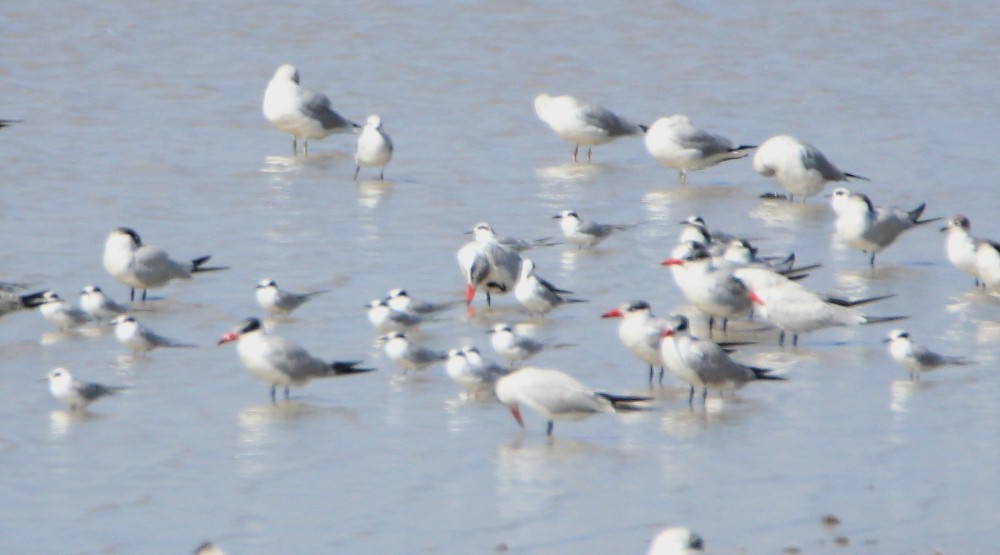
xmin=844 ymin=172 xmax=870 ymax=181
xmin=638 ymin=124 xmax=649 ymax=133
xmin=191 ymin=255 xmax=229 ymax=273
xmin=330 ymin=361 xmax=376 ymax=375
xmin=18 ymin=289 xmax=49 ymax=308
xmin=751 ymin=367 xmax=785 ymax=380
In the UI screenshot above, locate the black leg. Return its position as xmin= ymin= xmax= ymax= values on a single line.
xmin=792 ymin=334 xmax=799 ymax=347
xmin=572 ymin=145 xmax=579 ymax=162
xmin=648 ymin=365 xmax=654 ymax=384
xmin=486 ymin=291 xmax=492 ymax=306
xmin=658 ymin=367 xmax=665 ymax=384
xmin=779 ymin=330 xmax=785 ymax=346
xmin=353 ymin=165 xmax=360 ymax=181
xmin=869 ymin=252 xmax=876 ymax=267
xmin=130 ymin=288 xmax=135 ymax=302
xmin=701 ymin=388 xmax=708 ymax=403
xmin=284 ymin=386 xmax=290 ymax=400
xmin=688 ymin=386 xmax=695 ymax=405
xmin=546 ymin=421 xmax=554 ymax=436
xmin=270 ymin=386 xmax=276 ymax=404
xmin=141 ymin=289 xmax=147 ymax=302
xmin=722 ymin=317 xmax=728 ymax=334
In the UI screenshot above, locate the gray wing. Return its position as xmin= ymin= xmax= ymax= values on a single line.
xmin=580 ymin=103 xmax=641 ymax=137
xmin=77 ymin=381 xmax=125 ymax=401
xmin=267 ymin=336 xmax=329 ymax=380
xmin=679 ymin=127 xmax=735 ymax=156
xmin=135 ymin=246 xmax=189 ymax=281
xmin=0 ymin=291 xmax=24 ymax=317
xmin=144 ymin=328 xmax=193 ymax=348
xmin=300 ymin=88 xmax=355 ymax=132
xmin=577 ymin=221 xmax=614 ymax=239
xmin=802 ymin=144 xmax=846 ymax=181
xmin=485 ymin=244 xmax=523 ymax=289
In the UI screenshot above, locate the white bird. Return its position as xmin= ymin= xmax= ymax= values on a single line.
xmin=218 ymin=317 xmax=374 ymax=402
xmin=366 ymin=298 xmax=423 ymax=333
xmin=601 ymin=301 xmax=669 ymax=384
xmin=0 ymin=288 xmax=46 ymax=319
xmin=488 ymin=323 xmax=547 ymax=367
xmin=514 ymin=258 xmax=585 ymax=316
xmin=38 ymin=291 xmax=92 ymax=331
xmin=661 ymin=242 xmax=750 ymax=335
xmin=677 ymin=215 xmax=741 ymax=256
xmin=45 ymin=367 xmax=126 ymax=411
xmin=378 ymin=331 xmax=447 ymax=372
xmin=444 ymin=346 xmax=509 ymax=397
xmin=494 ymin=366 xmax=649 ymax=436
xmin=79 ymin=285 xmax=129 ymax=321
xmin=975 ymin=240 xmax=1000 ymax=291
xmin=659 ymin=315 xmax=784 ymax=404
xmin=940 ymin=215 xmax=985 ymax=285
xmin=456 ymin=223 xmax=523 ymax=307
xmin=111 ymin=315 xmax=194 ymax=354
xmin=830 ymin=187 xmax=941 ymax=266
xmin=262 ymin=64 xmax=358 ymax=155
xmin=103 ymin=227 xmax=227 ymax=302
xmin=553 ymin=209 xmax=631 ymax=249
xmin=193 ymin=542 xmax=227 ymax=555
xmin=646 ymin=527 xmax=705 ymax=555
xmin=747 ymin=281 xmax=904 ymax=347
xmin=255 ymin=279 xmax=328 ymax=316
xmin=533 ymin=93 xmax=645 ymax=162
xmin=884 ymin=329 xmax=972 ymax=381
xmin=354 ymin=114 xmax=393 ymax=180
xmin=753 ymin=134 xmax=867 ymax=201
xmin=384 ymin=288 xmax=456 ymax=315
xmin=644 ymin=114 xmax=755 ymax=184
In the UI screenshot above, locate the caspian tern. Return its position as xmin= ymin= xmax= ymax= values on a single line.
xmin=103 ymin=227 xmax=227 ymax=301
xmin=884 ymin=329 xmax=972 ymax=381
xmin=354 ymin=114 xmax=393 ymax=180
xmin=45 ymin=367 xmax=126 ymax=411
xmin=514 ymin=258 xmax=585 ymax=316
xmin=753 ymin=135 xmax=868 ymax=201
xmin=830 ymin=187 xmax=941 ymax=266
xmin=456 ymin=223 xmax=523 ymax=307
xmin=659 ymin=315 xmax=784 ymax=404
xmin=263 ymin=64 xmax=358 ymax=155
xmin=644 ymin=114 xmax=755 ymax=184
xmin=218 ymin=317 xmax=374 ymax=402
xmin=534 ymin=93 xmax=646 ymax=162
xmin=494 ymin=365 xmax=650 ymax=436
xmin=661 ymin=242 xmax=751 ymax=335
xmin=601 ymin=301 xmax=669 ymax=384
xmin=255 ymin=279 xmax=328 ymax=316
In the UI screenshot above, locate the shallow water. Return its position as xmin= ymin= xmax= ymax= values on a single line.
xmin=2 ymin=0 xmax=1000 ymax=553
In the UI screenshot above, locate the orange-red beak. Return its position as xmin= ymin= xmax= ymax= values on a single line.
xmin=465 ymin=284 xmax=475 ymax=304
xmin=601 ymin=308 xmax=623 ymax=319
xmin=660 ymin=329 xmax=675 ymax=338
xmin=660 ymin=258 xmax=683 ymax=266
xmin=509 ymin=405 xmax=524 ymax=428
xmin=217 ymin=332 xmax=238 ymax=345
xmin=748 ymin=291 xmax=764 ymax=305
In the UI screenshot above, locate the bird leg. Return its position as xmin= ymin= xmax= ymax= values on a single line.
xmin=586 ymin=147 xmax=592 ymax=162
xmin=572 ymin=145 xmax=579 ymax=162
xmin=778 ymin=330 xmax=785 ymax=346
xmin=687 ymin=385 xmax=695 ymax=405
xmin=270 ymin=386 xmax=277 ymax=404
xmin=679 ymin=170 xmax=687 ymax=186
xmin=546 ymin=420 xmax=554 ymax=436
xmin=648 ymin=365 xmax=654 ymax=384
xmin=130 ymin=288 xmax=136 ymax=302
xmin=353 ymin=165 xmax=361 ymax=181
xmin=658 ymin=367 xmax=665 ymax=384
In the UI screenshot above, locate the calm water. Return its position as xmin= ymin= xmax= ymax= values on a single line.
xmin=2 ymin=1 xmax=1000 ymax=553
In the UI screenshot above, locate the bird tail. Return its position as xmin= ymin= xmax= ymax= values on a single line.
xmin=191 ymin=256 xmax=229 ymax=273
xmin=564 ymin=298 xmax=588 ymax=304
xmin=637 ymin=124 xmax=649 ymax=133
xmin=944 ymin=356 xmax=974 ymax=366
xmin=861 ymin=315 xmax=909 ymax=326
xmin=18 ymin=289 xmax=49 ymax=308
xmin=329 ymin=361 xmax=376 ymax=375
xmin=826 ymin=293 xmax=895 ymax=308
xmin=529 ymin=237 xmax=561 ymax=249
xmin=907 ymin=204 xmax=942 ymax=226
xmin=597 ymin=392 xmax=652 ymax=411
xmin=732 ymin=144 xmax=757 ymax=152
xmin=750 ymin=367 xmax=785 ymax=380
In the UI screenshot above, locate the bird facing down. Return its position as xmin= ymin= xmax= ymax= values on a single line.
xmin=753 ymin=134 xmax=867 ymax=201
xmin=218 ymin=317 xmax=374 ymax=402
xmin=884 ymin=329 xmax=972 ymax=381
xmin=644 ymin=114 xmax=755 ymax=185
xmin=494 ymin=366 xmax=650 ymax=436
xmin=534 ymin=93 xmax=645 ymax=162
xmin=102 ymin=227 xmax=228 ymax=302
xmin=262 ymin=64 xmax=358 ymax=155
xmin=553 ymin=209 xmax=632 ymax=249
xmin=456 ymin=222 xmax=524 ymax=307
xmin=354 ymin=114 xmax=393 ymax=180
xmin=255 ymin=279 xmax=328 ymax=316
xmin=830 ymin=187 xmax=941 ymax=266
xmin=45 ymin=367 xmax=126 ymax=411
xmin=646 ymin=527 xmax=705 ymax=555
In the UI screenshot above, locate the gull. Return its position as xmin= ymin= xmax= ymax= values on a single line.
xmin=495 ymin=366 xmax=650 ymax=436
xmin=384 ymin=288 xmax=457 ymax=315
xmin=255 ymin=279 xmax=328 ymax=316
xmin=514 ymin=258 xmax=586 ymax=316
xmin=830 ymin=187 xmax=941 ymax=266
xmin=444 ymin=346 xmax=509 ymax=397
xmin=659 ymin=314 xmax=784 ymax=404
xmin=661 ymin=242 xmax=751 ymax=335
xmin=884 ymin=329 xmax=973 ymax=381
xmin=0 ymin=288 xmax=46 ymax=319
xmin=111 ymin=315 xmax=194 ymax=354
xmin=533 ymin=93 xmax=645 ymax=162
xmin=940 ymin=215 xmax=985 ymax=286
xmin=553 ymin=209 xmax=631 ymax=249
xmin=456 ymin=223 xmax=523 ymax=307
xmin=646 ymin=527 xmax=705 ymax=555
xmin=378 ymin=331 xmax=447 ymax=373
xmin=79 ymin=285 xmax=129 ymax=321
xmin=366 ymin=298 xmax=423 ymax=333
xmin=354 ymin=114 xmax=393 ymax=180
xmin=103 ymin=227 xmax=228 ymax=301
xmin=45 ymin=367 xmax=126 ymax=411
xmin=38 ymin=291 xmax=92 ymax=331
xmin=644 ymin=114 xmax=755 ymax=184
xmin=218 ymin=317 xmax=374 ymax=402
xmin=601 ymin=301 xmax=669 ymax=384
xmin=747 ymin=281 xmax=905 ymax=347
xmin=753 ymin=134 xmax=868 ymax=201
xmin=262 ymin=64 xmax=358 ymax=155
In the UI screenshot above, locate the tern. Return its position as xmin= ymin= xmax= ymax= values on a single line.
xmin=263 ymin=64 xmax=358 ymax=155
xmin=753 ymin=134 xmax=867 ymax=201
xmin=354 ymin=114 xmax=393 ymax=180
xmin=495 ymin=366 xmax=650 ymax=436
xmin=0 ymin=288 xmax=46 ymax=319
xmin=514 ymin=258 xmax=585 ymax=316
xmin=884 ymin=329 xmax=973 ymax=381
xmin=644 ymin=114 xmax=755 ymax=184
xmin=255 ymin=279 xmax=328 ymax=316
xmin=444 ymin=346 xmax=509 ymax=397
xmin=661 ymin=242 xmax=751 ymax=335
xmin=367 ymin=298 xmax=423 ymax=333
xmin=940 ymin=215 xmax=986 ymax=286
xmin=38 ymin=291 xmax=92 ymax=331
xmin=218 ymin=317 xmax=374 ymax=402
xmin=384 ymin=288 xmax=457 ymax=315
xmin=488 ymin=323 xmax=555 ymax=367
xmin=646 ymin=527 xmax=705 ymax=555
xmin=456 ymin=223 xmax=523 ymax=307
xmin=45 ymin=367 xmax=126 ymax=411
xmin=378 ymin=331 xmax=447 ymax=372
xmin=975 ymin=239 xmax=1000 ymax=291
xmin=102 ymin=227 xmax=228 ymax=301
xmin=534 ymin=93 xmax=645 ymax=162
xmin=553 ymin=210 xmax=631 ymax=249
xmin=601 ymin=301 xmax=669 ymax=384
xmin=79 ymin=285 xmax=129 ymax=321
xmin=111 ymin=315 xmax=194 ymax=354
xmin=830 ymin=187 xmax=941 ymax=266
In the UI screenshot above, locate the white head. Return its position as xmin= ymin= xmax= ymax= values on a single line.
xmin=81 ymin=285 xmax=102 ymax=295
xmin=46 ymin=367 xmax=73 ymax=388
xmin=366 ymin=115 xmax=383 ymax=129
xmin=557 ymin=209 xmax=580 ymax=221
xmin=273 ymin=64 xmax=299 ymax=83
xmin=41 ymin=290 xmax=62 ymax=304
xmin=256 ymin=279 xmax=278 ymax=290
xmin=885 ymin=329 xmax=910 ymax=343
xmin=533 ymin=93 xmax=553 ymax=115
xmin=106 ymin=227 xmax=142 ymax=251
xmin=519 ymin=257 xmax=536 ymax=277
xmin=647 ymin=527 xmax=704 ymax=554
xmin=471 ymin=222 xmax=496 ymax=241
xmin=111 ymin=314 xmax=137 ymax=327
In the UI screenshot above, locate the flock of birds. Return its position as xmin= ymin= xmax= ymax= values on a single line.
xmin=4 ymin=63 xmax=995 ymax=554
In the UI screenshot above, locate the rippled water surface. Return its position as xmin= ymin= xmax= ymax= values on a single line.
xmin=2 ymin=1 xmax=1000 ymax=553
